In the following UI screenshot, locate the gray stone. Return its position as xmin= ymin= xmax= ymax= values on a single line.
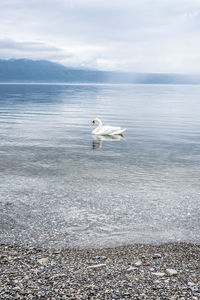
xmin=149 ymin=267 xmax=155 ymax=272
xmin=166 ymin=268 xmax=178 ymax=276
xmin=134 ymin=260 xmax=142 ymax=267
xmin=153 ymin=280 xmax=160 ymax=284
xmin=126 ymin=267 xmax=136 ymax=272
xmin=95 ymin=255 xmax=107 ymax=260
xmin=188 ymin=286 xmax=199 ymax=292
xmin=100 ymin=256 xmax=107 ymax=260
xmin=152 ymin=272 xmax=165 ymax=277
xmin=157 ymin=285 xmax=162 ymax=289
xmin=37 ymin=257 xmax=49 ymax=264
xmin=87 ymin=263 xmax=106 ymax=269
xmin=153 ymin=253 xmax=162 ymax=259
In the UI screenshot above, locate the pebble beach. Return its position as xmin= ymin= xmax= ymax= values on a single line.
xmin=0 ymin=242 xmax=199 ymax=299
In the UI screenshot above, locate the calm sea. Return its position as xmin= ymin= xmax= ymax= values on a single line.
xmin=0 ymin=83 xmax=199 ymax=248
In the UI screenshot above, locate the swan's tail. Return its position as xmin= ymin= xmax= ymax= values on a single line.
xmin=114 ymin=128 xmax=126 ymax=135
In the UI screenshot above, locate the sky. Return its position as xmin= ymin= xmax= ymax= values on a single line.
xmin=0 ymin=0 xmax=200 ymax=73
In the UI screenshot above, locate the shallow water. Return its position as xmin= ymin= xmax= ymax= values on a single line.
xmin=0 ymin=83 xmax=199 ymax=248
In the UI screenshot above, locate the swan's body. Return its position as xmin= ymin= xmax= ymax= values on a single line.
xmin=92 ymin=118 xmax=126 ymax=135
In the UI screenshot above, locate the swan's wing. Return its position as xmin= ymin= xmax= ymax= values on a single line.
xmin=112 ymin=128 xmax=126 ymax=135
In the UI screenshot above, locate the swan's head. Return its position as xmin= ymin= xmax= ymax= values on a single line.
xmin=92 ymin=118 xmax=101 ymax=126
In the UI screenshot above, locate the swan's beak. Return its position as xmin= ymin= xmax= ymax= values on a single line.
xmin=92 ymin=120 xmax=95 ymax=126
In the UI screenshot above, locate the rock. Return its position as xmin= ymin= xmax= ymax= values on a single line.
xmin=149 ymin=267 xmax=155 ymax=272
xmin=126 ymin=267 xmax=136 ymax=273
xmin=153 ymin=253 xmax=162 ymax=259
xmin=164 ymin=279 xmax=169 ymax=283
xmin=134 ymin=260 xmax=142 ymax=267
xmin=100 ymin=256 xmax=107 ymax=260
xmin=152 ymin=272 xmax=165 ymax=277
xmin=14 ymin=279 xmax=19 ymax=284
xmin=37 ymin=257 xmax=49 ymax=264
xmin=153 ymin=280 xmax=160 ymax=284
xmin=188 ymin=286 xmax=199 ymax=292
xmin=0 ymin=242 xmax=199 ymax=299
xmin=95 ymin=255 xmax=107 ymax=260
xmin=87 ymin=264 xmax=106 ymax=270
xmin=166 ymin=269 xmax=178 ymax=276
xmin=13 ymin=287 xmax=21 ymax=291
xmin=157 ymin=285 xmax=162 ymax=289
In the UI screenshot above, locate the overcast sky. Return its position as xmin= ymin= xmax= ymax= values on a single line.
xmin=0 ymin=0 xmax=200 ymax=73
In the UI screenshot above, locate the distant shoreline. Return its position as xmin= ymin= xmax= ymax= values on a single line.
xmin=1 ymin=59 xmax=200 ymax=85
xmin=0 ymin=81 xmax=200 ymax=85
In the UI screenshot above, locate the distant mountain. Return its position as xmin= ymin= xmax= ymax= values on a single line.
xmin=0 ymin=59 xmax=199 ymax=84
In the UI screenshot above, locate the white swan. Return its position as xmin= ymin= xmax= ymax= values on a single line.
xmin=92 ymin=118 xmax=126 ymax=135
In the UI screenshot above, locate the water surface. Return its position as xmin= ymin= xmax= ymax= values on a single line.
xmin=0 ymin=83 xmax=199 ymax=248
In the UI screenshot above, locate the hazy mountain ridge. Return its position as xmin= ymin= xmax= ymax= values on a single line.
xmin=0 ymin=59 xmax=199 ymax=84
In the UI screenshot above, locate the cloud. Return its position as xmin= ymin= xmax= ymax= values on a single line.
xmin=0 ymin=38 xmax=74 ymax=62
xmin=0 ymin=0 xmax=200 ymax=73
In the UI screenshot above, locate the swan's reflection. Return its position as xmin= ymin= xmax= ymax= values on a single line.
xmin=92 ymin=134 xmax=124 ymax=149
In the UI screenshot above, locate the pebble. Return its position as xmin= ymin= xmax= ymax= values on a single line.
xmin=134 ymin=260 xmax=142 ymax=267
xmin=153 ymin=280 xmax=160 ymax=284
xmin=95 ymin=255 xmax=107 ymax=260
xmin=152 ymin=272 xmax=165 ymax=277
xmin=156 ymin=285 xmax=162 ymax=289
xmin=87 ymin=263 xmax=106 ymax=269
xmin=37 ymin=257 xmax=49 ymax=264
xmin=166 ymin=268 xmax=178 ymax=276
xmin=153 ymin=253 xmax=162 ymax=259
xmin=126 ymin=267 xmax=136 ymax=272
xmin=188 ymin=286 xmax=199 ymax=292
xmin=148 ymin=267 xmax=155 ymax=272
xmin=0 ymin=242 xmax=199 ymax=299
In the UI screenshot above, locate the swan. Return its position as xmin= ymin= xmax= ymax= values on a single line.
xmin=92 ymin=118 xmax=126 ymax=135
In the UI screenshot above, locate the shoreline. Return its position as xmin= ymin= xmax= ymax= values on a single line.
xmin=1 ymin=242 xmax=199 ymax=299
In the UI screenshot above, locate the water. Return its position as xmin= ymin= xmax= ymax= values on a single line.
xmin=0 ymin=83 xmax=199 ymax=248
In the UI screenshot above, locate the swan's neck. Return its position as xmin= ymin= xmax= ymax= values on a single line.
xmin=92 ymin=118 xmax=102 ymax=134
xmin=96 ymin=118 xmax=102 ymax=129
